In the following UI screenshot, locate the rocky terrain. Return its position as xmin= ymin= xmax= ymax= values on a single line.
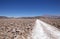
xmin=0 ymin=19 xmax=35 ymax=39
xmin=0 ymin=16 xmax=60 ymax=39
xmin=40 ymin=18 xmax=60 ymax=29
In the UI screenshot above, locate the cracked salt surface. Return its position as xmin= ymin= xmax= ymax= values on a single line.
xmin=31 ymin=19 xmax=60 ymax=39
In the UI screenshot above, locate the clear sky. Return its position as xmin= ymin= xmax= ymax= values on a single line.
xmin=0 ymin=0 xmax=60 ymax=17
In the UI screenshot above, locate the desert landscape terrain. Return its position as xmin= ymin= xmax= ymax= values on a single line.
xmin=0 ymin=16 xmax=60 ymax=39
xmin=40 ymin=17 xmax=60 ymax=29
xmin=0 ymin=19 xmax=35 ymax=39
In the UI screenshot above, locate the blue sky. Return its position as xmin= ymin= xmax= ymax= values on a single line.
xmin=0 ymin=0 xmax=60 ymax=17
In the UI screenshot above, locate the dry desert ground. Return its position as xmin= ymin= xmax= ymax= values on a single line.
xmin=0 ymin=18 xmax=60 ymax=39
xmin=0 ymin=19 xmax=35 ymax=39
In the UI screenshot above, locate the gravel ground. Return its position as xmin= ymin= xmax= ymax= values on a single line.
xmin=0 ymin=19 xmax=35 ymax=39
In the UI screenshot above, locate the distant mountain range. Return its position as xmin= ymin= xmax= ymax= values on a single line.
xmin=0 ymin=16 xmax=8 ymax=19
xmin=16 ymin=15 xmax=60 ymax=19
xmin=43 ymin=15 xmax=60 ymax=19
xmin=0 ymin=15 xmax=60 ymax=19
